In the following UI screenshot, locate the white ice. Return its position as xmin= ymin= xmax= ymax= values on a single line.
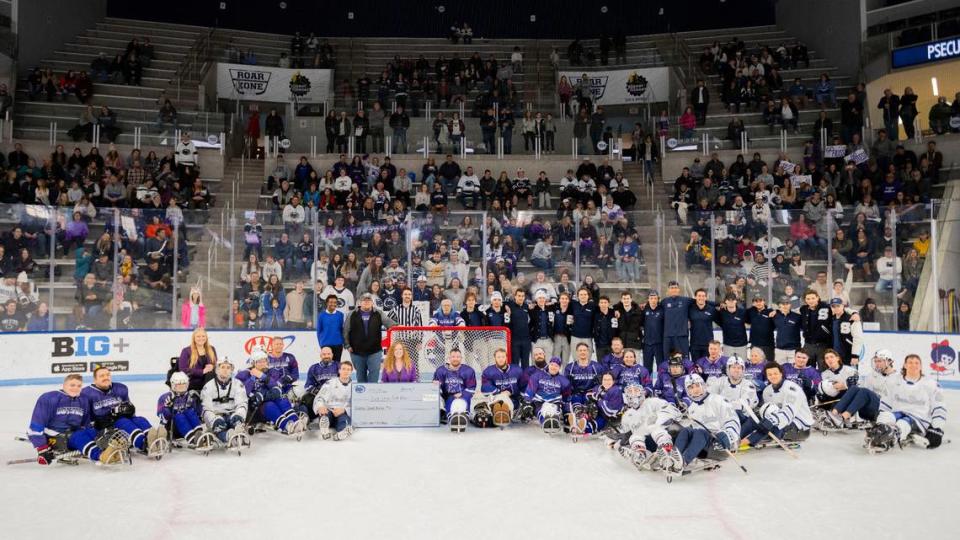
xmin=0 ymin=382 xmax=957 ymax=540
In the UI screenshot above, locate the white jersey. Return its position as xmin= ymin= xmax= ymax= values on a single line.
xmin=856 ymin=368 xmax=895 ymax=397
xmin=685 ymin=393 xmax=741 ymax=445
xmin=707 ymin=376 xmax=759 ymax=412
xmin=878 ymin=374 xmax=946 ymax=433
xmin=621 ymin=397 xmax=680 ymax=447
xmin=818 ymin=365 xmax=859 ymax=398
xmin=200 ymin=377 xmax=249 ymax=424
xmin=761 ymin=380 xmax=813 ymax=430
xmin=320 ymin=285 xmax=355 ymax=314
xmin=314 ymin=377 xmax=353 ymax=416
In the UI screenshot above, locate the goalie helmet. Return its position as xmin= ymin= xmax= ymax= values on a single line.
xmin=170 ymin=371 xmax=190 ymax=393
xmin=623 ymin=384 xmax=645 ymax=408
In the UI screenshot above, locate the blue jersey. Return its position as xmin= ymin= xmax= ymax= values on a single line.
xmin=305 ymin=361 xmax=341 ymax=392
xmin=662 ymin=295 xmax=694 ymax=337
xmin=653 ymin=373 xmax=689 ymax=405
xmin=688 ymin=302 xmax=716 ymax=348
xmin=695 ymin=355 xmax=728 ymax=381
xmin=522 ymin=363 xmax=548 ymax=393
xmin=525 ymin=371 xmax=572 ymax=404
xmin=587 ymin=384 xmax=625 ymax=418
xmin=430 ymin=308 xmax=466 ymax=327
xmin=746 ymin=307 xmax=775 ymax=347
xmin=156 ymin=390 xmax=202 ymax=423
xmin=81 ymin=383 xmax=132 ymax=423
xmin=481 ymin=364 xmax=523 ymax=395
xmin=714 ymin=306 xmax=749 ymax=347
xmin=564 ymin=361 xmax=604 ymax=395
xmin=611 ymin=363 xmax=652 ymax=393
xmin=433 ymin=364 xmax=477 ymax=399
xmin=28 ymin=390 xmax=91 ymax=448
xmin=773 ymin=311 xmax=803 ymax=350
xmin=570 ymin=301 xmax=597 ymax=338
xmin=642 ymin=303 xmax=665 ymax=345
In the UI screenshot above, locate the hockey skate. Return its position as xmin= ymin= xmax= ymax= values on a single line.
xmin=96 ymin=429 xmax=132 ymax=466
xmin=193 ymin=431 xmax=220 ymax=455
xmin=145 ymin=425 xmax=170 ymax=460
xmin=515 ymin=401 xmax=535 ymax=424
xmin=569 ymin=413 xmax=595 ymax=443
xmin=540 ymin=414 xmax=563 ymax=435
xmin=472 ymin=402 xmax=493 ymax=428
xmin=449 ymin=412 xmax=468 ymax=433
xmin=656 ymin=443 xmax=684 ymax=482
xmin=317 ymin=415 xmax=333 ymax=440
xmin=333 ymin=426 xmax=355 ymax=441
xmin=863 ymin=423 xmax=900 ymax=454
xmin=284 ymin=413 xmax=308 ymax=441
xmin=618 ymin=443 xmax=659 ymax=472
xmin=812 ymin=409 xmax=847 ymax=434
xmin=226 ymin=425 xmax=251 ymax=455
xmin=669 ymin=458 xmax=721 ymax=481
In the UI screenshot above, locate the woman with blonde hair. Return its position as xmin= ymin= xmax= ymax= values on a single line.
xmin=177 ymin=327 xmax=218 ymax=391
xmin=381 ymin=341 xmax=417 ymax=383
xmin=180 ymin=286 xmax=206 ymax=329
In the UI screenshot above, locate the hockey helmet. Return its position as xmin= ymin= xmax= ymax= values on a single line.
xmin=170 ymin=371 xmax=190 ymax=392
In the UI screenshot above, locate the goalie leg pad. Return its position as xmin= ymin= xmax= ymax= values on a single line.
xmin=491 ymin=401 xmax=513 ymax=426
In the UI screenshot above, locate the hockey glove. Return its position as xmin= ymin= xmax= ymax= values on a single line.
xmin=113 ymin=402 xmax=136 ymax=419
xmin=845 ymin=376 xmax=858 ymax=388
xmin=760 ymin=419 xmax=778 ymax=433
xmin=37 ymin=445 xmax=55 ymax=466
xmin=926 ymin=427 xmax=944 ymax=449
xmin=230 ymin=414 xmax=245 ymax=426
xmin=264 ymin=388 xmax=282 ymax=402
xmin=250 ymin=392 xmax=264 ymax=408
xmin=93 ymin=415 xmax=115 ymax=431
xmin=715 ymin=431 xmax=732 ymax=450
xmin=281 ymin=375 xmax=295 ymax=386
xmin=211 ymin=418 xmax=227 ymax=433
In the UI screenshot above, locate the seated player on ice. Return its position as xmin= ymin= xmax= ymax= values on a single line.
xmin=564 ymin=342 xmax=603 ymax=427
xmin=241 ymin=348 xmax=307 ymax=436
xmin=574 ymin=372 xmax=624 ymax=436
xmin=653 ymin=352 xmax=691 ymax=406
xmin=605 ymin=384 xmax=681 ymax=470
xmin=825 ymin=349 xmax=896 ymax=429
xmin=475 ymin=347 xmax=523 ymax=427
xmin=657 ymin=348 xmax=694 ymax=376
xmin=299 ymin=346 xmax=341 ymax=420
xmin=816 ymin=349 xmax=858 ymax=405
xmin=866 ymin=353 xmax=946 ymax=452
xmin=744 ymin=346 xmax=768 ymax=390
xmin=432 ymin=348 xmax=477 ymax=432
xmin=740 ymin=362 xmax=813 ymax=448
xmin=200 ymin=358 xmax=250 ymax=449
xmin=266 ymin=336 xmax=300 ymax=398
xmin=706 ymin=355 xmax=758 ymax=430
xmin=521 ymin=346 xmax=549 ymax=395
xmin=599 ymin=337 xmax=626 ymax=371
xmin=659 ymin=374 xmax=740 ymax=476
xmin=522 ymin=356 xmax=572 ymax=434
xmin=28 ymin=374 xmax=126 ymax=465
xmin=157 ymin=371 xmax=212 ymax=452
xmin=83 ymin=366 xmax=167 ymax=458
xmin=782 ymin=348 xmax=820 ymax=403
xmin=693 ymin=340 xmax=728 ymax=382
xmin=313 ymin=360 xmax=356 ymax=441
xmin=610 ymin=348 xmax=652 ymax=396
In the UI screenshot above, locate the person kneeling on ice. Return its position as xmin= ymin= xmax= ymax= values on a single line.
xmin=475 ymin=348 xmax=523 ymax=427
xmin=866 ymin=353 xmax=946 ymax=452
xmin=653 ymin=352 xmax=691 ymax=406
xmin=825 ymin=349 xmax=896 ymax=429
xmin=241 ymin=348 xmax=307 ymax=436
xmin=706 ymin=355 xmax=758 ymax=430
xmin=816 ymin=348 xmax=858 ymax=405
xmin=201 ymin=358 xmax=250 ymax=449
xmin=83 ymin=366 xmax=167 ymax=458
xmin=299 ymin=346 xmax=341 ymax=421
xmin=522 ymin=357 xmax=573 ymax=434
xmin=564 ymin=342 xmax=603 ymax=428
xmin=158 ymin=372 xmax=213 ymax=452
xmin=610 ymin=349 xmax=653 ymax=395
xmin=313 ymin=360 xmax=355 ymax=441
xmin=606 ymin=384 xmax=682 ymax=470
xmin=782 ymin=348 xmax=820 ymax=404
xmin=432 ymin=348 xmax=477 ymax=432
xmin=577 ymin=372 xmax=624 ymax=436
xmin=660 ymin=374 xmax=740 ymax=476
xmin=28 ymin=374 xmax=127 ymax=465
xmin=740 ymin=362 xmax=813 ymax=448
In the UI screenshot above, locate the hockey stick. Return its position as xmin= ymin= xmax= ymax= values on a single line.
xmin=7 ymin=451 xmax=81 ymax=466
xmin=743 ymin=406 xmax=800 ymax=459
xmin=675 ymin=402 xmax=748 ymax=475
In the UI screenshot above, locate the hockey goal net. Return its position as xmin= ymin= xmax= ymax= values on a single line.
xmin=385 ymin=326 xmax=512 ymax=380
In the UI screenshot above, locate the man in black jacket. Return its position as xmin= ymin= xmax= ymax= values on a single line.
xmin=612 ymin=291 xmax=643 ymax=353
xmin=389 ymin=106 xmax=410 ymax=153
xmin=691 ymin=80 xmax=710 ymax=124
xmin=344 ymin=294 xmax=396 ymax=383
xmin=798 ymin=290 xmax=832 ymax=370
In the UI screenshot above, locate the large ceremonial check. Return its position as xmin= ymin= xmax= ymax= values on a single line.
xmin=559 ymin=66 xmax=670 ymax=105
xmin=351 ymin=383 xmax=440 ymax=428
xmin=216 ymin=62 xmax=333 ymax=103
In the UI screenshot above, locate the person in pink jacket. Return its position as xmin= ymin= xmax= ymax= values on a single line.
xmin=180 ymin=287 xmax=206 ymax=329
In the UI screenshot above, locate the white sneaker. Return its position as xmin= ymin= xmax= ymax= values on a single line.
xmin=333 ymin=426 xmax=354 ymax=441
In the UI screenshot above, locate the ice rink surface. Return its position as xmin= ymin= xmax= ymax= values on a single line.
xmin=0 ymin=381 xmax=957 ymax=540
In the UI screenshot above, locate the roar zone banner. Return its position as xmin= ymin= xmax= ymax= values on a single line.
xmin=216 ymin=63 xmax=333 ymax=104
xmin=559 ymin=67 xmax=670 ymax=105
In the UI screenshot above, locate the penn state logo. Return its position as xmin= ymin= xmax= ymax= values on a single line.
xmin=930 ymin=340 xmax=957 ymax=375
xmin=354 ymin=385 xmax=366 ymax=394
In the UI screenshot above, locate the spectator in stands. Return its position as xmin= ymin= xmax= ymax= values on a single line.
xmin=787 ymin=77 xmax=808 ymax=109
xmin=928 ymin=96 xmax=953 ymax=135
xmin=97 ymin=106 xmax=119 ymax=143
xmin=685 ymin=231 xmax=710 ymax=270
xmin=779 ymin=97 xmax=799 ymax=134
xmin=589 ymin=106 xmax=606 ymax=155
xmin=679 ymin=106 xmax=697 ymax=139
xmin=180 ymin=287 xmax=205 ymax=329
xmin=690 ymin=80 xmax=710 ymax=124
xmin=877 ymin=88 xmax=900 ymax=140
xmin=500 ymin=106 xmax=515 ymax=154
xmin=449 ymin=112 xmax=466 ymax=155
xmin=814 ymin=74 xmax=835 ymax=109
xmin=899 ymin=86 xmax=918 ymax=140
xmin=155 ymin=99 xmax=178 ymax=135
xmin=389 ymin=105 xmax=410 ymax=153
xmin=874 ymin=245 xmax=902 ymax=293
xmin=840 ymin=92 xmax=863 ymax=144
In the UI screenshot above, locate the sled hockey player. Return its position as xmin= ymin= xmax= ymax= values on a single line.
xmin=475 ymin=348 xmax=523 ymax=427
xmin=743 ymin=347 xmax=768 ymax=391
xmin=605 ymin=384 xmax=682 ymax=471
xmin=82 ymin=366 xmax=167 ymax=458
xmin=825 ymin=349 xmax=896 ymax=430
xmin=657 ymin=349 xmax=694 ymax=376
xmin=300 ymin=346 xmax=341 ymax=420
xmin=564 ymin=343 xmax=604 ymax=429
xmin=573 ymin=372 xmax=624 ymax=436
xmin=522 ymin=357 xmax=572 ymax=434
xmin=157 ymin=372 xmax=213 ymax=453
xmin=521 ymin=347 xmax=549 ymax=394
xmin=706 ymin=355 xmax=759 ymax=428
xmin=599 ymin=337 xmax=627 ymax=371
xmin=740 ymin=362 xmax=813 ymax=449
xmin=27 ymin=374 xmax=128 ymax=465
xmin=201 ymin=358 xmax=250 ymax=450
xmin=661 ymin=374 xmax=740 ymax=479
xmin=266 ymin=336 xmax=300 ymax=396
xmin=313 ymin=360 xmax=356 ymax=441
xmin=815 ymin=349 xmax=858 ymax=410
xmin=653 ymin=352 xmax=691 ymax=406
xmin=241 ymin=348 xmax=307 ymax=437
xmin=865 ymin=353 xmax=946 ymax=453
xmin=693 ymin=341 xmax=728 ymax=382
xmin=432 ymin=348 xmax=477 ymax=432
xmin=610 ymin=349 xmax=653 ymax=395
xmin=782 ymin=348 xmax=821 ymax=403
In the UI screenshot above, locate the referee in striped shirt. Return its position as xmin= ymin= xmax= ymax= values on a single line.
xmin=390 ymin=289 xmax=423 ymax=326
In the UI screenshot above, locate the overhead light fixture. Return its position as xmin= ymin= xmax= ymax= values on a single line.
xmin=658 ymin=8 xmax=665 ymax=15
xmin=530 ymin=14 xmax=536 ymax=22
xmin=601 ymin=6 xmax=608 ymax=13
xmin=931 ymin=77 xmax=939 ymax=96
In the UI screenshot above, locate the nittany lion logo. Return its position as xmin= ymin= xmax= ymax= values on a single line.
xmin=625 ymin=72 xmax=648 ymax=97
xmin=930 ymin=340 xmax=957 ymax=375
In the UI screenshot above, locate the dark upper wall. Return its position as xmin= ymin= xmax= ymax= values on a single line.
xmin=18 ymin=0 xmax=107 ymax=69
xmin=775 ymin=0 xmax=862 ymax=80
xmin=107 ymin=0 xmax=775 ymax=39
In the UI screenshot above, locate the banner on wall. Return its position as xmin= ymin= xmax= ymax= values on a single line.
xmin=216 ymin=63 xmax=333 ymax=104
xmin=559 ymin=67 xmax=670 ymax=105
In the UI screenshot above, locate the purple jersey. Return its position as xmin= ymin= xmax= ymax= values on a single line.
xmin=695 ymin=355 xmax=728 ymax=381
xmin=28 ymin=390 xmax=91 ymax=448
xmin=564 ymin=361 xmax=604 ymax=395
xmin=240 ymin=368 xmax=284 ymax=400
xmin=611 ymin=363 xmax=652 ymax=393
xmin=305 ymin=361 xmax=340 ymax=392
xmin=744 ymin=362 xmax=767 ymax=389
xmin=587 ymin=383 xmax=625 ymax=418
xmin=522 ymin=363 xmax=548 ymax=392
xmin=433 ymin=364 xmax=477 ymax=399
xmin=268 ymin=352 xmax=300 ymax=387
xmin=481 ymin=364 xmax=523 ymax=395
xmin=657 ymin=358 xmax=695 ymax=376
xmin=524 ymin=371 xmax=572 ymax=404
xmin=81 ymin=383 xmax=131 ymax=422
xmin=600 ymin=352 xmax=625 ymax=371
xmin=782 ymin=364 xmax=821 ymax=397
xmin=156 ymin=390 xmax=202 ymax=423
xmin=653 ymin=372 xmax=689 ymax=405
